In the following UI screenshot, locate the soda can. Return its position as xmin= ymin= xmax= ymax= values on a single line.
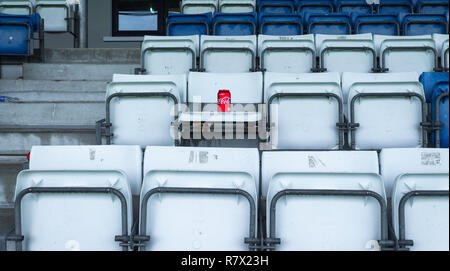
xmin=218 ymin=89 xmax=231 ymax=112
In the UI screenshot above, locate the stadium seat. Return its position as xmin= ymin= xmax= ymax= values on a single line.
xmin=264 ymin=72 xmax=345 ymax=150
xmin=400 ymin=13 xmax=448 ymax=36
xmin=429 ymin=75 xmax=449 ymax=148
xmin=138 ymin=146 xmax=259 ymax=251
xmin=0 ymin=13 xmax=41 ymax=56
xmin=304 ymin=13 xmax=352 ymax=35
xmin=374 ymin=35 xmax=438 ymax=73
xmin=259 ymin=13 xmax=303 ymax=35
xmin=219 ymin=0 xmax=256 ymax=13
xmin=380 ymin=148 xmax=449 ymax=251
xmin=415 ymin=0 xmax=449 ymax=14
xmin=262 ymin=150 xmax=388 ymax=251
xmin=258 ymin=0 xmax=296 ymax=14
xmin=315 ymin=33 xmax=377 ymax=73
xmin=100 ymin=74 xmax=186 ymax=148
xmin=0 ymin=0 xmax=32 ymax=15
xmin=341 ymin=72 xmax=427 ymax=150
xmin=166 ymin=13 xmax=212 ymax=36
xmin=377 ymin=0 xmax=414 ymax=14
xmin=212 ymin=12 xmax=257 ymax=35
xmin=419 ymin=71 xmax=448 ymax=102
xmin=258 ymin=34 xmax=315 ymax=73
xmin=433 ymin=33 xmax=449 ymax=72
xmin=297 ymin=0 xmax=334 ymax=14
xmin=335 ymin=0 xmax=374 ymax=13
xmin=140 ymin=35 xmax=199 ymax=75
xmin=181 ymin=0 xmax=218 ymax=14
xmin=352 ymin=13 xmax=400 ymax=36
xmin=200 ymin=35 xmax=257 ymax=72
xmin=34 ymin=0 xmax=73 ymax=32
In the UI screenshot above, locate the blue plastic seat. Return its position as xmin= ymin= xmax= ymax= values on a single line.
xmin=212 ymin=12 xmax=257 ymax=35
xmin=259 ymin=12 xmax=303 ymax=35
xmin=258 ymin=0 xmax=296 ymax=14
xmin=297 ymin=0 xmax=334 ymax=14
xmin=335 ymin=0 xmax=374 ymax=14
xmin=401 ymin=13 xmax=448 ymax=35
xmin=0 ymin=13 xmax=40 ymax=56
xmin=420 ymin=72 xmax=450 ymax=148
xmin=377 ymin=0 xmax=414 ymax=14
xmin=166 ymin=12 xmax=212 ymax=36
xmin=415 ymin=0 xmax=449 ymax=14
xmin=304 ymin=13 xmax=352 ymax=34
xmin=352 ymin=13 xmax=400 ymax=35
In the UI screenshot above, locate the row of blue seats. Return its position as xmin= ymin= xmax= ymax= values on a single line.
xmin=0 ymin=13 xmax=42 ymax=56
xmin=253 ymin=0 xmax=449 ymax=14
xmin=167 ymin=12 xmax=449 ymax=36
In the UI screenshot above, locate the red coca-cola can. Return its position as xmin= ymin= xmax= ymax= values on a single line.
xmin=218 ymin=89 xmax=231 ymax=112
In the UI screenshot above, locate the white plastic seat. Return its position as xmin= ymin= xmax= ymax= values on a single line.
xmin=139 ymin=146 xmax=259 ymax=251
xmin=264 ymin=72 xmax=344 ymax=150
xmin=316 ymin=33 xmax=377 ymax=73
xmin=433 ymin=33 xmax=449 ymax=71
xmin=200 ymin=35 xmax=257 ymax=73
xmin=342 ymin=72 xmax=426 ymax=150
xmin=181 ymin=0 xmax=218 ymax=14
xmin=141 ymin=35 xmax=199 ymax=75
xmin=105 ymin=74 xmax=186 ymax=148
xmin=0 ymin=0 xmax=33 ymax=15
xmin=29 ymin=145 xmax=143 ymax=195
xmin=374 ymin=35 xmax=438 ymax=73
xmin=219 ymin=0 xmax=256 ymax=13
xmin=262 ymin=151 xmax=387 ymax=251
xmin=35 ymin=0 xmax=72 ymax=32
xmin=258 ymin=34 xmax=315 ymax=73
xmin=14 ymin=170 xmax=133 ymax=251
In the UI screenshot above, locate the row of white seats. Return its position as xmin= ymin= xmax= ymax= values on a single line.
xmin=181 ymin=0 xmax=256 ymax=14
xmin=104 ymin=72 xmax=428 ymax=150
xmin=0 ymin=0 xmax=75 ymax=32
xmin=140 ymin=33 xmax=450 ymax=74
xmin=8 ymin=145 xmax=448 ymax=251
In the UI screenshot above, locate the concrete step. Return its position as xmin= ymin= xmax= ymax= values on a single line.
xmin=0 ymin=102 xmax=104 ymax=125
xmin=44 ymin=48 xmax=141 ymax=64
xmin=0 ymin=91 xmax=105 ymax=102
xmin=0 ymin=79 xmax=109 ymax=92
xmin=23 ymin=63 xmax=138 ymax=81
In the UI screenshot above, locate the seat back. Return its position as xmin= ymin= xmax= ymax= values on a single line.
xmin=213 ymin=12 xmax=257 ymax=35
xmin=262 ymin=151 xmax=385 ymax=251
xmin=188 ymin=72 xmax=263 ymax=104
xmin=336 ymin=0 xmax=374 ymax=13
xmin=141 ymin=35 xmax=199 ymax=75
xmin=0 ymin=13 xmax=36 ymax=55
xmin=297 ymin=0 xmax=334 ymax=14
xmin=259 ymin=13 xmax=303 ymax=35
xmin=106 ymin=74 xmax=186 ymax=148
xmin=401 ymin=14 xmax=448 ymax=36
xmin=342 ymin=72 xmax=425 ymax=150
xmin=416 ymin=0 xmax=449 ymax=14
xmin=430 ymin=78 xmax=449 ymax=148
xmin=305 ymin=13 xmax=352 ymax=35
xmin=258 ymin=34 xmax=315 ymax=73
xmin=15 ymin=170 xmax=133 ymax=251
xmin=0 ymin=0 xmax=33 ymax=15
xmin=316 ymin=33 xmax=376 ymax=73
xmin=378 ymin=0 xmax=414 ymax=14
xmin=352 ymin=13 xmax=400 ymax=36
xmin=258 ymin=0 xmax=295 ymax=14
xmin=181 ymin=0 xmax=218 ymax=14
xmin=140 ymin=146 xmax=259 ymax=251
xmin=264 ymin=72 xmax=344 ymax=150
xmin=374 ymin=34 xmax=437 ymax=73
xmin=219 ymin=0 xmax=256 ymax=13
xmin=35 ymin=0 xmax=71 ymax=32
xmin=200 ymin=35 xmax=257 ymax=72
xmin=166 ymin=13 xmax=212 ymax=36
xmin=433 ymin=33 xmax=449 ymax=71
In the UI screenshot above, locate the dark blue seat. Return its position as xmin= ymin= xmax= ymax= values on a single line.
xmin=166 ymin=13 xmax=212 ymax=36
xmin=420 ymin=72 xmax=450 ymax=148
xmin=297 ymin=0 xmax=334 ymax=14
xmin=401 ymin=13 xmax=448 ymax=35
xmin=335 ymin=0 xmax=374 ymax=14
xmin=258 ymin=0 xmax=296 ymax=14
xmin=415 ymin=0 xmax=449 ymax=14
xmin=0 ymin=13 xmax=40 ymax=56
xmin=377 ymin=0 xmax=414 ymax=14
xmin=352 ymin=13 xmax=400 ymax=35
xmin=213 ymin=12 xmax=257 ymax=35
xmin=259 ymin=13 xmax=303 ymax=35
xmin=304 ymin=13 xmax=352 ymax=34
